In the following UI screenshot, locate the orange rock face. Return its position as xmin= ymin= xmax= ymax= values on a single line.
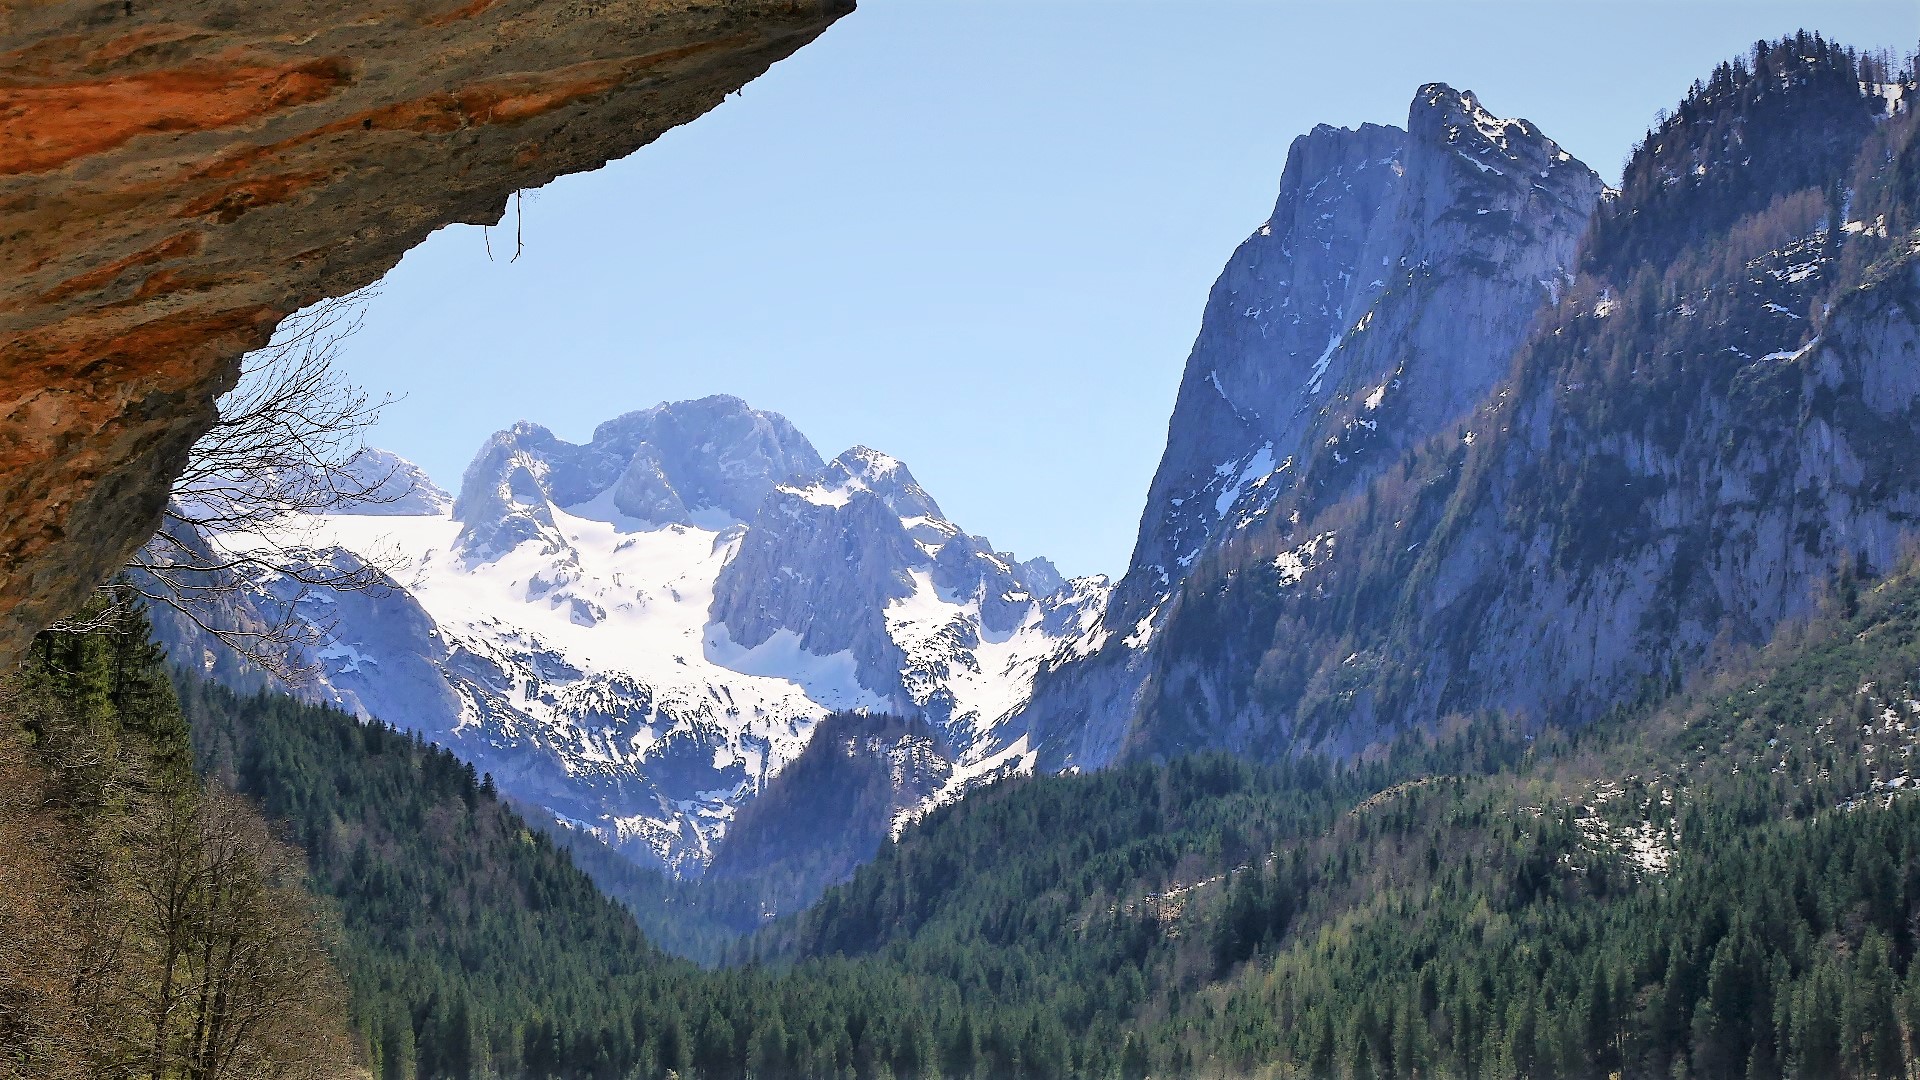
xmin=0 ymin=0 xmax=851 ymax=665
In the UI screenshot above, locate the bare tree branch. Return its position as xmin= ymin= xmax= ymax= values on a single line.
xmin=84 ymin=289 xmax=415 ymax=686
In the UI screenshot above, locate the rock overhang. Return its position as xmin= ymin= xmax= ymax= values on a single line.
xmin=0 ymin=0 xmax=854 ymax=664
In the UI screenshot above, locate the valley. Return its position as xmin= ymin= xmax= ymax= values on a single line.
xmin=4 ymin=14 xmax=1920 ymax=1080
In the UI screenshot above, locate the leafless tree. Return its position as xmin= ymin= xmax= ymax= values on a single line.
xmin=167 ymin=789 xmax=355 ymax=1080
xmin=97 ymin=290 xmax=415 ymax=685
xmin=0 ymin=609 xmax=357 ymax=1080
xmin=81 ymin=771 xmax=355 ymax=1080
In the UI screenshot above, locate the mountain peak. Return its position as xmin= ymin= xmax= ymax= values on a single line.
xmin=246 ymin=394 xmax=1104 ymax=874
xmin=451 ymin=425 xmax=568 ymax=561
xmin=837 ymin=445 xmax=906 ymax=477
xmin=451 ymin=397 xmax=822 ymax=558
xmin=778 ymin=446 xmax=944 ymax=521
xmin=588 ymin=393 xmax=762 ymax=449
xmin=1014 ymin=83 xmax=1604 ymax=770
xmin=1407 ymin=82 xmax=1575 ymax=175
xmin=338 ymin=448 xmax=452 ymax=515
xmin=595 ymin=397 xmax=821 ymax=526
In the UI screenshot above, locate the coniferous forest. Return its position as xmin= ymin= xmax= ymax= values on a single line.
xmin=18 ymin=554 xmax=1920 ymax=1078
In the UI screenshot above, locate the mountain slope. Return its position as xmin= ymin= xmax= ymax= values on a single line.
xmin=178 ymin=670 xmax=689 ymax=1078
xmin=1124 ymin=38 xmax=1920 ymax=763
xmin=705 ymin=712 xmax=957 ymax=916
xmin=1014 ymin=82 xmax=1603 ymax=770
xmin=1136 ymin=547 xmax=1920 ymax=1079
xmin=761 ymin=526 xmax=1920 ymax=1080
xmin=162 ymin=505 xmax=1920 ymax=1080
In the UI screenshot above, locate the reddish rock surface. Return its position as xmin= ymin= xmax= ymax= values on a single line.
xmin=0 ymin=0 xmax=851 ymax=665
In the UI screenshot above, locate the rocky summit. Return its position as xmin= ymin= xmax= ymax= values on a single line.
xmin=1118 ymin=51 xmax=1920 ymax=763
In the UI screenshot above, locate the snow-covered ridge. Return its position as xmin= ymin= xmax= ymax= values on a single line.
xmin=245 ymin=397 xmax=1107 ymax=876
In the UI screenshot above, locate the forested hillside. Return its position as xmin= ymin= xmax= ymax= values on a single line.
xmin=1129 ymin=554 xmax=1920 ymax=1078
xmin=181 ymin=675 xmax=689 ymax=1079
xmin=762 ymin=555 xmax=1920 ymax=1079
xmin=159 ymin=550 xmax=1920 ymax=1079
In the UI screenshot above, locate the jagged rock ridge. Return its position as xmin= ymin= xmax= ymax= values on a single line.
xmin=1121 ymin=45 xmax=1920 ymax=762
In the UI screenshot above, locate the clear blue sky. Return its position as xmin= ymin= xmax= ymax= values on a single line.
xmin=331 ymin=0 xmax=1916 ymax=579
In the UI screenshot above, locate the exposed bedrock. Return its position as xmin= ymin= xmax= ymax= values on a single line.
xmin=0 ymin=0 xmax=852 ymax=665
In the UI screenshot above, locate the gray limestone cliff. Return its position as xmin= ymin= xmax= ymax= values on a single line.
xmin=451 ymin=395 xmax=822 ymax=564
xmin=1120 ymin=61 xmax=1920 ymax=763
xmin=1015 ymin=84 xmax=1604 ymax=769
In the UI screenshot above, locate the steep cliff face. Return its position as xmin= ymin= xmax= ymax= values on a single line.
xmin=0 ymin=0 xmax=852 ymax=666
xmin=1129 ymin=44 xmax=1920 ymax=760
xmin=1014 ymin=84 xmax=1601 ymax=769
xmin=711 ymin=445 xmax=1097 ymax=738
xmin=1127 ymin=85 xmax=1599 ymax=615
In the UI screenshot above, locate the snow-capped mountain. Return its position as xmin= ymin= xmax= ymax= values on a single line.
xmin=1010 ymin=83 xmax=1604 ymax=769
xmin=236 ymin=396 xmax=1105 ymax=875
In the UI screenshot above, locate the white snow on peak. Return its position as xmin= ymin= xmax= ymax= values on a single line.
xmin=778 ymin=446 xmax=915 ymax=509
xmin=834 ymin=445 xmax=907 ymax=481
xmin=1305 ymin=330 xmax=1344 ymax=395
xmin=703 ymin=625 xmax=883 ymax=714
xmin=259 ymin=455 xmax=1106 ymax=875
xmin=1122 ymin=607 xmax=1161 ymax=651
xmin=883 ymin=569 xmax=1095 ymax=744
xmin=1454 ymin=149 xmax=1501 ymax=176
xmin=890 ymin=735 xmax=1038 ymax=840
xmin=777 ymin=479 xmax=858 ymax=508
xmin=1757 ymin=336 xmax=1822 ymax=365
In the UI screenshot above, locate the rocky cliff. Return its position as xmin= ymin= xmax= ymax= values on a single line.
xmin=452 ymin=397 xmax=823 ymax=561
xmin=0 ymin=0 xmax=851 ymax=667
xmin=705 ymin=711 xmax=956 ymax=913
xmin=1013 ymin=83 xmax=1602 ymax=769
xmin=1126 ymin=41 xmax=1920 ymax=761
xmin=712 ymin=445 xmax=1094 ymax=740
